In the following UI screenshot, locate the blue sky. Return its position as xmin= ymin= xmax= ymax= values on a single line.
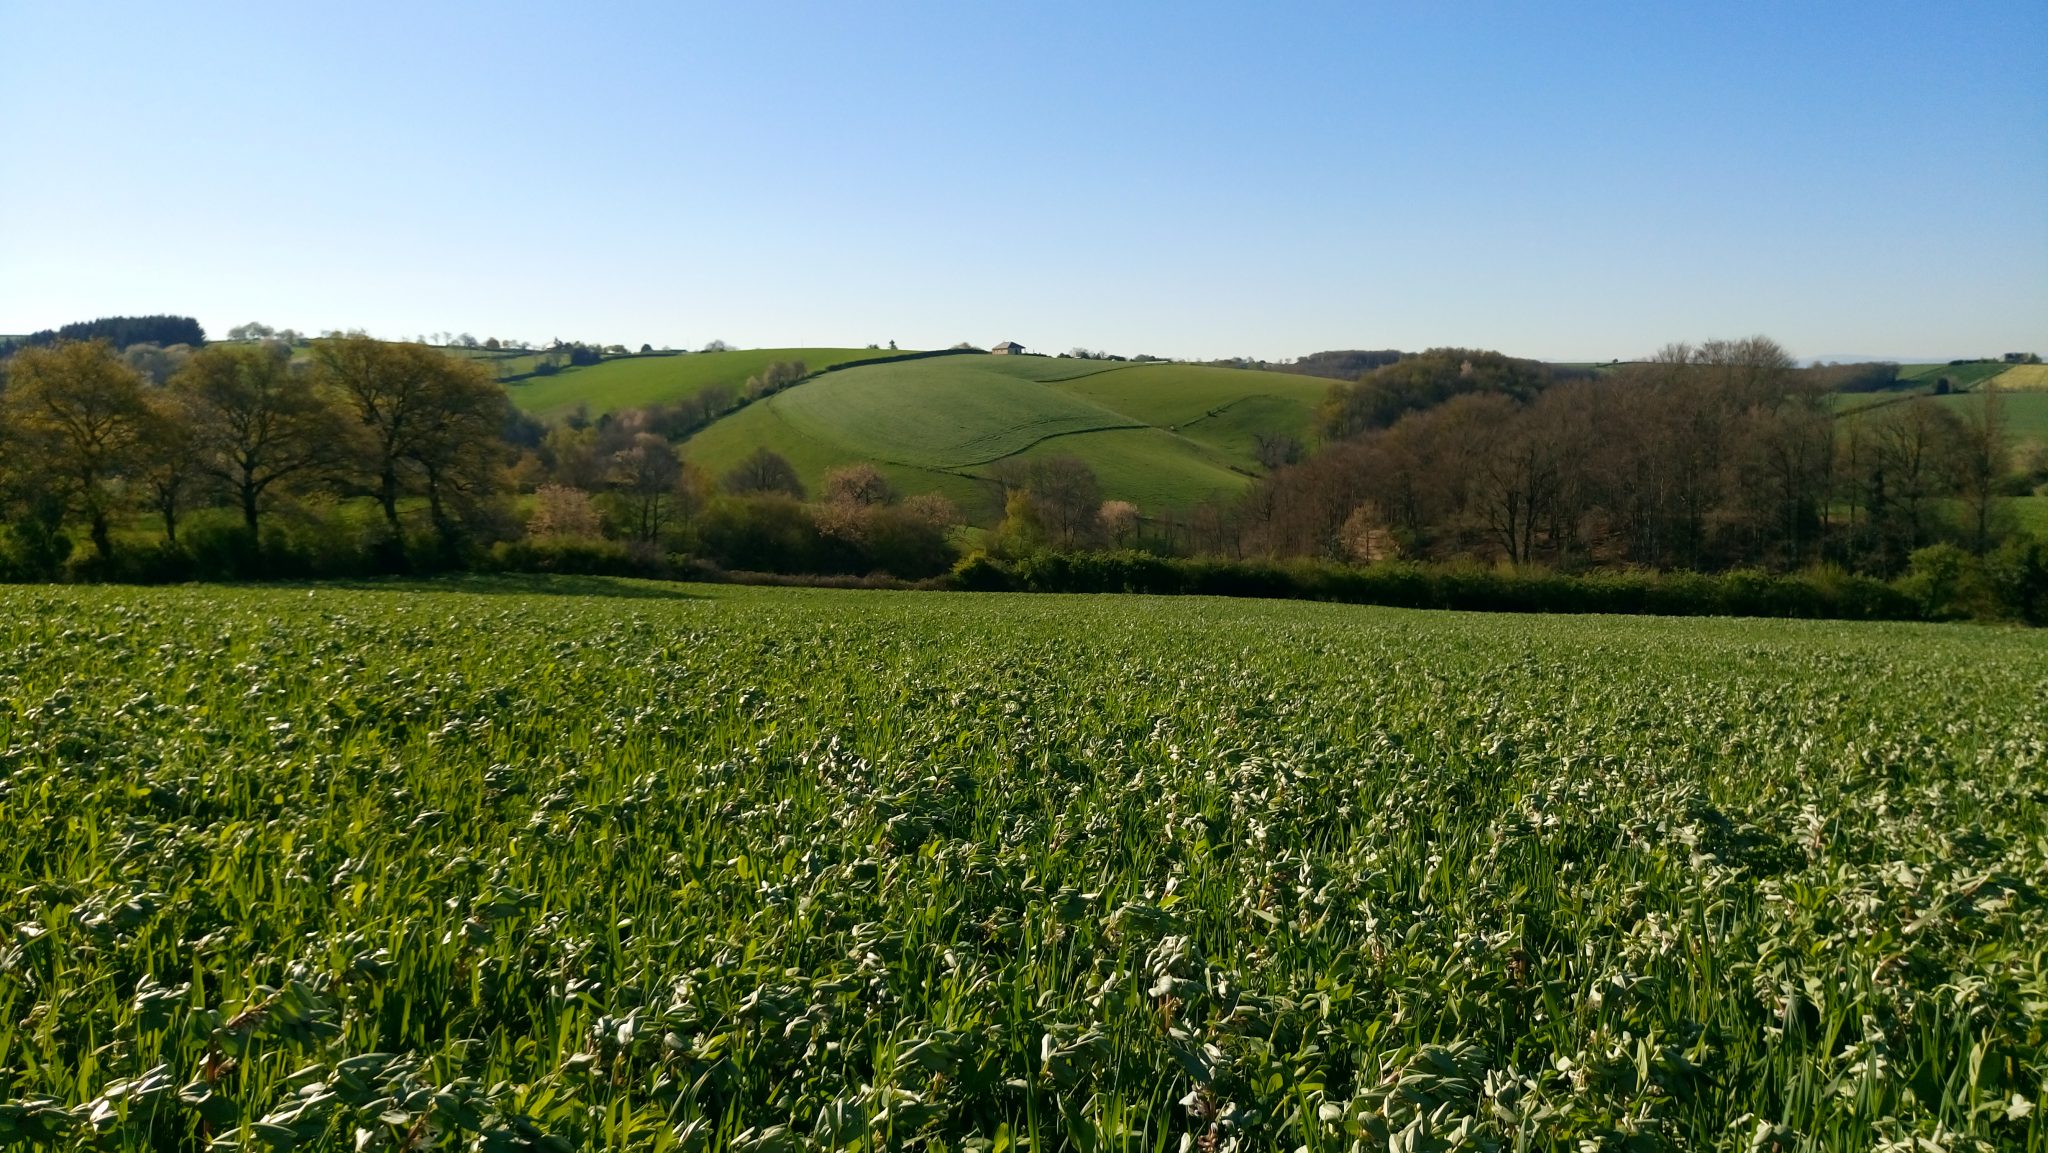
xmin=3 ymin=1 xmax=2042 ymax=361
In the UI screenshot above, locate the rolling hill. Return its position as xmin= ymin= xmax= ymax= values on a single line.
xmin=1895 ymin=361 xmax=2015 ymax=390
xmin=680 ymin=354 xmax=1331 ymax=516
xmin=503 ymin=347 xmax=905 ymax=420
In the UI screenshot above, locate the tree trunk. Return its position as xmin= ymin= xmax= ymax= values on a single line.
xmin=380 ymin=464 xmax=402 ymax=533
xmin=89 ymin=509 xmax=113 ymax=561
xmin=242 ymin=482 xmax=261 ymax=536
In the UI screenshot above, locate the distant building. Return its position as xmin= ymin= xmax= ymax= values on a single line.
xmin=991 ymin=341 xmax=1024 ymax=355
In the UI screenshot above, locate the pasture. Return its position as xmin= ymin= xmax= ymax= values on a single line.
xmin=683 ymin=357 xmax=1325 ymax=514
xmin=1895 ymin=362 xmax=2013 ymax=390
xmin=0 ymin=580 xmax=2043 ymax=1150
xmin=1933 ymin=390 xmax=2048 ymax=445
xmin=505 ymin=349 xmax=904 ymax=421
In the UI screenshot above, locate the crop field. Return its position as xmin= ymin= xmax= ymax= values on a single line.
xmin=1 ymin=580 xmax=2044 ymax=1151
xmin=1997 ymin=365 xmax=2048 ymax=392
xmin=506 ymin=350 xmax=904 ymax=421
xmin=1895 ymin=363 xmax=2014 ymax=390
xmin=683 ymin=358 xmax=1322 ymax=514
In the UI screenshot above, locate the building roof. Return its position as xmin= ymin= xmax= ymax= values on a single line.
xmin=992 ymin=340 xmax=1023 ymax=351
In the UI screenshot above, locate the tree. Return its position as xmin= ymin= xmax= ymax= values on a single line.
xmin=1952 ymin=382 xmax=2011 ymax=553
xmin=527 ymin=484 xmax=602 ymax=539
xmin=1098 ymin=500 xmax=1139 ymax=547
xmin=173 ymin=342 xmax=349 ymax=535
xmin=0 ymin=341 xmax=155 ymax=561
xmin=609 ymin=433 xmax=682 ymax=541
xmin=722 ymin=447 xmax=805 ymax=497
xmin=23 ymin=315 xmax=205 ymax=350
xmin=1001 ymin=455 xmax=1102 ymax=550
xmin=1865 ymin=397 xmax=1965 ymax=572
xmin=1318 ymin=348 xmax=1555 ymax=440
xmin=824 ymin=463 xmax=896 ymax=507
xmin=123 ymin=342 xmax=194 ymax=385
xmin=135 ymin=390 xmax=198 ymax=544
xmin=405 ymin=357 xmax=514 ymax=551
xmin=1253 ymin=432 xmax=1304 ymax=470
xmin=309 ymin=335 xmax=510 ymax=547
xmin=690 ymin=384 xmax=735 ymax=429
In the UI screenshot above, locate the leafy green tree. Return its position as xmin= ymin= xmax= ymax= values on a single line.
xmin=173 ymin=342 xmax=351 ymax=535
xmin=135 ymin=389 xmax=199 ymax=544
xmin=0 ymin=341 xmax=155 ymax=560
xmin=310 ymin=335 xmax=510 ymax=545
xmin=722 ymin=447 xmax=805 ymax=498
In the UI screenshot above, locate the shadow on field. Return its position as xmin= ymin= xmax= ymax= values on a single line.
xmin=293 ymin=574 xmax=707 ymax=601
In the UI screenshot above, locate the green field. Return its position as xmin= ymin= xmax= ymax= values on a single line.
xmin=0 ymin=580 xmax=2043 ymax=1150
xmin=683 ymin=357 xmax=1327 ymax=514
xmin=2010 ymin=494 xmax=2048 ymax=535
xmin=1933 ymin=390 xmax=2048 ymax=444
xmin=1895 ymin=362 xmax=2014 ymax=390
xmin=506 ymin=349 xmax=906 ymax=421
xmin=1833 ymin=388 xmax=2048 ymax=449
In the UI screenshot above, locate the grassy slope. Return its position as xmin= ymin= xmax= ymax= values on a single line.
xmin=1836 ymin=390 xmax=2048 ymax=441
xmin=505 ymin=348 xmax=903 ymax=420
xmin=1896 ymin=362 xmax=2013 ymax=388
xmin=2010 ymin=495 xmax=2048 ymax=535
xmin=682 ymin=356 xmax=1327 ymax=515
xmin=1931 ymin=390 xmax=2048 ymax=443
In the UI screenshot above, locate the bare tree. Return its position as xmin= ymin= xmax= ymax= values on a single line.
xmin=1952 ymin=382 xmax=2010 ymax=553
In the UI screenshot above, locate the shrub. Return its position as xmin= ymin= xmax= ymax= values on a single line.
xmin=950 ymin=552 xmax=1929 ymax=622
xmin=490 ymin=538 xmax=658 ymax=578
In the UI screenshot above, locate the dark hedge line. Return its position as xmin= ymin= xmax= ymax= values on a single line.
xmin=15 ymin=527 xmax=2046 ymax=625
xmin=950 ymin=550 xmax=1962 ymax=622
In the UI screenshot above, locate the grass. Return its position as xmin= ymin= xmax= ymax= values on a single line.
xmin=2008 ymin=493 xmax=2048 ymax=536
xmin=0 ymin=579 xmax=2042 ymax=1150
xmin=682 ymin=356 xmax=1324 ymax=515
xmin=505 ymin=348 xmax=905 ymax=421
xmin=1895 ymin=362 xmax=2013 ymax=389
xmin=1832 ymin=387 xmax=2048 ymax=452
xmin=1931 ymin=390 xmax=2048 ymax=444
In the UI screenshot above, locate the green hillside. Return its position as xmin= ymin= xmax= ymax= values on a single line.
xmin=1835 ymin=389 xmax=2048 ymax=451
xmin=1896 ymin=361 xmax=2013 ymax=389
xmin=682 ymin=355 xmax=1328 ymax=515
xmin=1932 ymin=390 xmax=2048 ymax=443
xmin=505 ymin=347 xmax=903 ymax=420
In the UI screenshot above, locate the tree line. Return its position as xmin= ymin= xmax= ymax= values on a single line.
xmin=1145 ymin=340 xmax=2036 ymax=579
xmin=5 ymin=327 xmax=2043 ymax=620
xmin=2 ymin=315 xmax=207 ymax=354
xmin=0 ymin=336 xmax=966 ymax=582
xmin=0 ymin=336 xmax=512 ymax=575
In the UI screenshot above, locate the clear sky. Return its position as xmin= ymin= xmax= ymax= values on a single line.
xmin=3 ymin=1 xmax=2043 ymax=362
